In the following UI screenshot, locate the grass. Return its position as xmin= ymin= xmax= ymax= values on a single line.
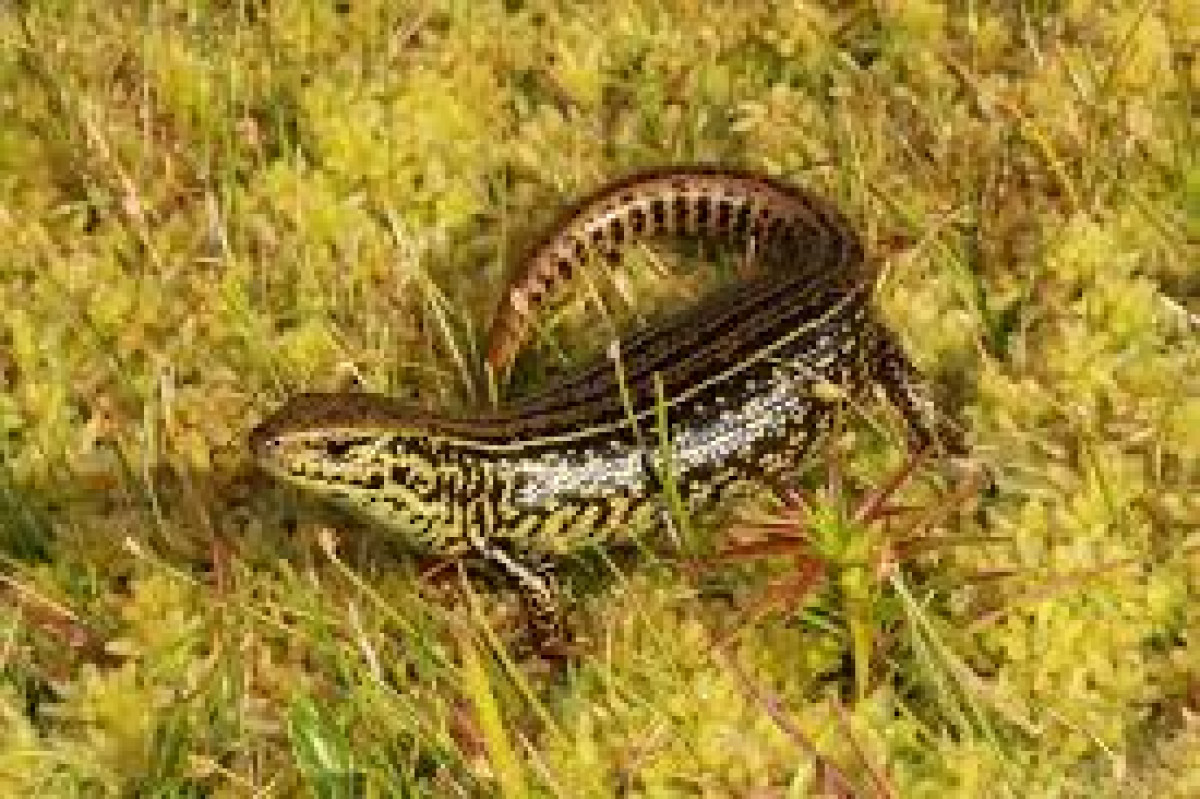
xmin=1 ymin=0 xmax=1198 ymax=795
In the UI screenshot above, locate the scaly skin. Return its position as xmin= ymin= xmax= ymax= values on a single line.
xmin=251 ymin=168 xmax=952 ymax=569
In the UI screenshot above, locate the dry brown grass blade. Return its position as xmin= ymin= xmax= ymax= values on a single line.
xmin=1 ymin=578 xmax=120 ymax=668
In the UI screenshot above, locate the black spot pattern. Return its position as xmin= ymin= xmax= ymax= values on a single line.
xmin=650 ymin=198 xmax=667 ymax=229
xmin=733 ymin=204 xmax=753 ymax=235
xmin=673 ymin=196 xmax=689 ymax=227
xmin=630 ymin=207 xmax=646 ymax=233
xmin=715 ymin=199 xmax=733 ymax=230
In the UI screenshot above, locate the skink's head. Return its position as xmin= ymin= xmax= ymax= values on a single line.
xmin=250 ymin=392 xmax=426 ymax=484
xmin=251 ymin=392 xmax=468 ymax=542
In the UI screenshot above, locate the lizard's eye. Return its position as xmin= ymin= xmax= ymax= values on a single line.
xmin=250 ymin=427 xmax=284 ymax=457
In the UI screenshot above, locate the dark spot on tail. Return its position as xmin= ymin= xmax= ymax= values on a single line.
xmin=673 ymin=196 xmax=689 ymax=227
xmin=651 ymin=198 xmax=667 ymax=229
xmin=630 ymin=206 xmax=646 ymax=233
xmin=733 ymin=204 xmax=753 ymax=235
xmin=715 ymin=199 xmax=733 ymax=231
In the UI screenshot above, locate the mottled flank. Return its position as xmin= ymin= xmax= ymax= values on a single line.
xmin=253 ymin=169 xmax=948 ymax=556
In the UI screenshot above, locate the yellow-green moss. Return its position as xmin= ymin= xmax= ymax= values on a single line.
xmin=1 ymin=0 xmax=1197 ymax=794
